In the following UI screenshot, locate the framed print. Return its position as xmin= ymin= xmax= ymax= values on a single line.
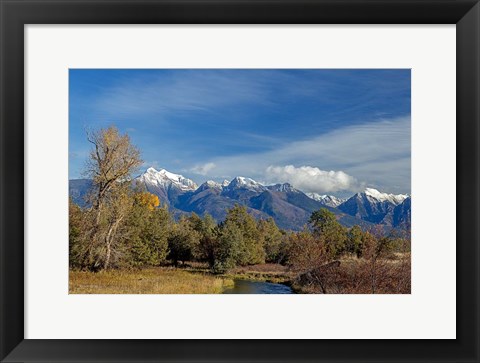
xmin=1 ymin=0 xmax=479 ymax=362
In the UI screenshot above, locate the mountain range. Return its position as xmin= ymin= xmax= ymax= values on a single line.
xmin=69 ymin=167 xmax=411 ymax=231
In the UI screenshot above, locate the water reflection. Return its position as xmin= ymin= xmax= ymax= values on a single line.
xmin=223 ymin=279 xmax=293 ymax=294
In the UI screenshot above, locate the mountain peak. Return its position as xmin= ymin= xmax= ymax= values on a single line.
xmin=140 ymin=167 xmax=197 ymax=191
xmin=268 ymin=183 xmax=298 ymax=193
xmin=306 ymin=193 xmax=345 ymax=207
xmin=363 ymin=188 xmax=408 ymax=205
xmin=205 ymin=180 xmax=220 ymax=187
xmin=227 ymin=176 xmax=266 ymax=191
xmin=197 ymin=180 xmax=223 ymax=192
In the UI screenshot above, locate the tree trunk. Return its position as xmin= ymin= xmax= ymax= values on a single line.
xmin=103 ymin=223 xmax=114 ymax=271
xmin=103 ymin=218 xmax=122 ymax=271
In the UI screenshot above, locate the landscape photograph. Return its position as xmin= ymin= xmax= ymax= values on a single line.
xmin=69 ymin=69 xmax=411 ymax=294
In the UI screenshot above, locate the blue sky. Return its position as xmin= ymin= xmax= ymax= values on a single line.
xmin=69 ymin=69 xmax=411 ymax=196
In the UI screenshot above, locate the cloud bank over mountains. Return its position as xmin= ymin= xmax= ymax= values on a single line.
xmin=186 ymin=116 xmax=410 ymax=195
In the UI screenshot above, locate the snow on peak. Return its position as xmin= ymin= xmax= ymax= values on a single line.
xmin=228 ymin=176 xmax=266 ymax=191
xmin=205 ymin=180 xmax=220 ymax=187
xmin=141 ymin=167 xmax=197 ymax=191
xmin=221 ymin=180 xmax=230 ymax=187
xmin=197 ymin=180 xmax=223 ymax=191
xmin=268 ymin=183 xmax=297 ymax=193
xmin=363 ymin=188 xmax=409 ymax=205
xmin=306 ymin=193 xmax=345 ymax=207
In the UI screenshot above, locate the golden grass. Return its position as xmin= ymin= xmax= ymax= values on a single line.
xmin=69 ymin=268 xmax=234 ymax=294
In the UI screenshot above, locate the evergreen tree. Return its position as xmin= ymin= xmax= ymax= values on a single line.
xmin=69 ymin=198 xmax=85 ymax=268
xmin=167 ymin=217 xmax=200 ymax=266
xmin=224 ymin=204 xmax=265 ymax=265
xmin=190 ymin=213 xmax=218 ymax=268
xmin=127 ymin=193 xmax=170 ymax=267
xmin=309 ymin=208 xmax=347 ymax=259
xmin=258 ymin=218 xmax=283 ymax=263
xmin=212 ymin=220 xmax=243 ymax=273
xmin=346 ymin=225 xmax=364 ymax=257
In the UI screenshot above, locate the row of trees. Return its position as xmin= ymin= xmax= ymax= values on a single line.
xmin=70 ymin=187 xmax=409 ymax=276
xmin=70 ymin=197 xmax=285 ymax=273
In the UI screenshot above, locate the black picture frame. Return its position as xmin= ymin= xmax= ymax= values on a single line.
xmin=1 ymin=1 xmax=479 ymax=362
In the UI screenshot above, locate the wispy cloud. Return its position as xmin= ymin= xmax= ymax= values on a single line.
xmin=190 ymin=162 xmax=216 ymax=176
xmin=93 ymin=70 xmax=275 ymax=121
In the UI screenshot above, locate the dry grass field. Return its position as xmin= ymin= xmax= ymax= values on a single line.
xmin=69 ymin=268 xmax=234 ymax=294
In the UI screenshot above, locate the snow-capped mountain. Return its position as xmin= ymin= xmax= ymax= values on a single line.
xmin=363 ymin=188 xmax=408 ymax=205
xmin=221 ymin=176 xmax=266 ymax=203
xmin=338 ymin=188 xmax=410 ymax=226
xmin=139 ymin=167 xmax=197 ymax=191
xmin=306 ymin=193 xmax=346 ymax=208
xmin=392 ymin=196 xmax=411 ymax=230
xmin=224 ymin=176 xmax=266 ymax=192
xmin=196 ymin=180 xmax=223 ymax=192
xmin=267 ymin=183 xmax=300 ymax=193
xmin=134 ymin=167 xmax=197 ymax=206
xmin=69 ymin=167 xmax=410 ymax=231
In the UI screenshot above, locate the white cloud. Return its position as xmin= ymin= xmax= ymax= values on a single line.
xmin=265 ymin=165 xmax=362 ymax=193
xmin=191 ymin=162 xmax=216 ymax=176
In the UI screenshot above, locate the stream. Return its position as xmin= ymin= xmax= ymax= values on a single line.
xmin=222 ymin=279 xmax=294 ymax=294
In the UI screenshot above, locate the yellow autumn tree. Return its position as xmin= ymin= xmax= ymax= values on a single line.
xmin=135 ymin=192 xmax=160 ymax=211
